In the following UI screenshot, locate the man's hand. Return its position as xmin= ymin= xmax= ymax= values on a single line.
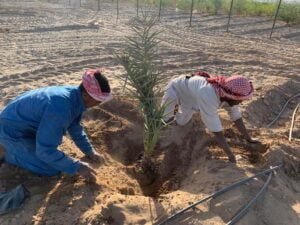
xmin=246 ymin=138 xmax=261 ymax=144
xmin=174 ymin=104 xmax=179 ymax=114
xmin=246 ymin=138 xmax=268 ymax=153
xmin=87 ymin=151 xmax=104 ymax=164
xmin=77 ymin=162 xmax=97 ymax=183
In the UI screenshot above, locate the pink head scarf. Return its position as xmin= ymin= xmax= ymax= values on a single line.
xmin=82 ymin=69 xmax=113 ymax=103
xmin=194 ymin=71 xmax=254 ymax=101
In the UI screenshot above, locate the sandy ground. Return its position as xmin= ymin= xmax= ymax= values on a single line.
xmin=0 ymin=0 xmax=300 ymax=224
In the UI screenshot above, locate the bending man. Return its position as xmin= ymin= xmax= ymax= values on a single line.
xmin=161 ymin=71 xmax=258 ymax=163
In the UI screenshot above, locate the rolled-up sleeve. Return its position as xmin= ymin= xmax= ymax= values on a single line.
xmin=198 ymin=97 xmax=223 ymax=132
xmin=36 ymin=111 xmax=80 ymax=175
xmin=200 ymin=109 xmax=223 ymax=132
xmin=68 ymin=116 xmax=94 ymax=155
xmin=223 ymin=105 xmax=242 ymax=122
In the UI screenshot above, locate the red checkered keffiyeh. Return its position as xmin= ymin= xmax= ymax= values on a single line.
xmin=194 ymin=71 xmax=254 ymax=101
xmin=82 ymin=69 xmax=112 ymax=103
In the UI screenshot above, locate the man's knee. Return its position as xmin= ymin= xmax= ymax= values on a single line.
xmin=2 ymin=149 xmax=60 ymax=176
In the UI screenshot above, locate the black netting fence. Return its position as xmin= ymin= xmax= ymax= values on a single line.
xmin=2 ymin=0 xmax=300 ymax=39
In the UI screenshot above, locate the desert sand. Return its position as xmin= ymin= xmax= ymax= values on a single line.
xmin=0 ymin=0 xmax=299 ymax=225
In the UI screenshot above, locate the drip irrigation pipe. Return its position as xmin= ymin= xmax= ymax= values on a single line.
xmin=156 ymin=164 xmax=282 ymax=225
xmin=289 ymin=102 xmax=300 ymax=141
xmin=267 ymin=92 xmax=300 ymax=127
xmin=226 ymin=168 xmax=273 ymax=225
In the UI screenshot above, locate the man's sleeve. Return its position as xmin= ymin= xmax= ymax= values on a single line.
xmin=67 ymin=116 xmax=94 ymax=155
xmin=199 ymin=109 xmax=223 ymax=132
xmin=223 ymin=104 xmax=242 ymax=122
xmin=36 ymin=110 xmax=80 ymax=175
xmin=197 ymin=96 xmax=223 ymax=132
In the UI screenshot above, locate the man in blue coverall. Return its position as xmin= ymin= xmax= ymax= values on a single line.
xmin=0 ymin=69 xmax=112 ymax=183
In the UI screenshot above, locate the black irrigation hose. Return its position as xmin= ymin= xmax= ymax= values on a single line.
xmin=226 ymin=169 xmax=273 ymax=225
xmin=156 ymin=164 xmax=282 ymax=225
xmin=267 ymin=92 xmax=300 ymax=127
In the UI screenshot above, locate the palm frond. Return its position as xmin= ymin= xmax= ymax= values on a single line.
xmin=115 ymin=13 xmax=166 ymax=157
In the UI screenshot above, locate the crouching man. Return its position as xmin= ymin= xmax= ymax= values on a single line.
xmin=0 ymin=69 xmax=112 ymax=182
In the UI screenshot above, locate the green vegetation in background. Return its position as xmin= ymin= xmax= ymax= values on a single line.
xmin=128 ymin=0 xmax=300 ymax=24
xmin=279 ymin=2 xmax=300 ymax=24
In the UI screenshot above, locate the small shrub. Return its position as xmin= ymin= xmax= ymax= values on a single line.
xmin=116 ymin=14 xmax=166 ymax=157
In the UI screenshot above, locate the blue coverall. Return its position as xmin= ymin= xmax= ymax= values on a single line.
xmin=0 ymin=86 xmax=94 ymax=176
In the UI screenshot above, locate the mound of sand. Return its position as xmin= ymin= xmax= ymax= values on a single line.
xmin=1 ymin=94 xmax=299 ymax=225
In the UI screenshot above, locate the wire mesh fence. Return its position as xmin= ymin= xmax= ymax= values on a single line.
xmin=1 ymin=0 xmax=300 ymax=39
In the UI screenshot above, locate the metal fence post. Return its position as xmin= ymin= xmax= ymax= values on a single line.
xmin=117 ymin=0 xmax=119 ymax=21
xmin=226 ymin=0 xmax=234 ymax=32
xmin=189 ymin=0 xmax=194 ymax=27
xmin=98 ymin=0 xmax=100 ymax=11
xmin=270 ymin=0 xmax=282 ymax=39
xmin=158 ymin=0 xmax=163 ymax=21
xmin=137 ymin=0 xmax=139 ymax=16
